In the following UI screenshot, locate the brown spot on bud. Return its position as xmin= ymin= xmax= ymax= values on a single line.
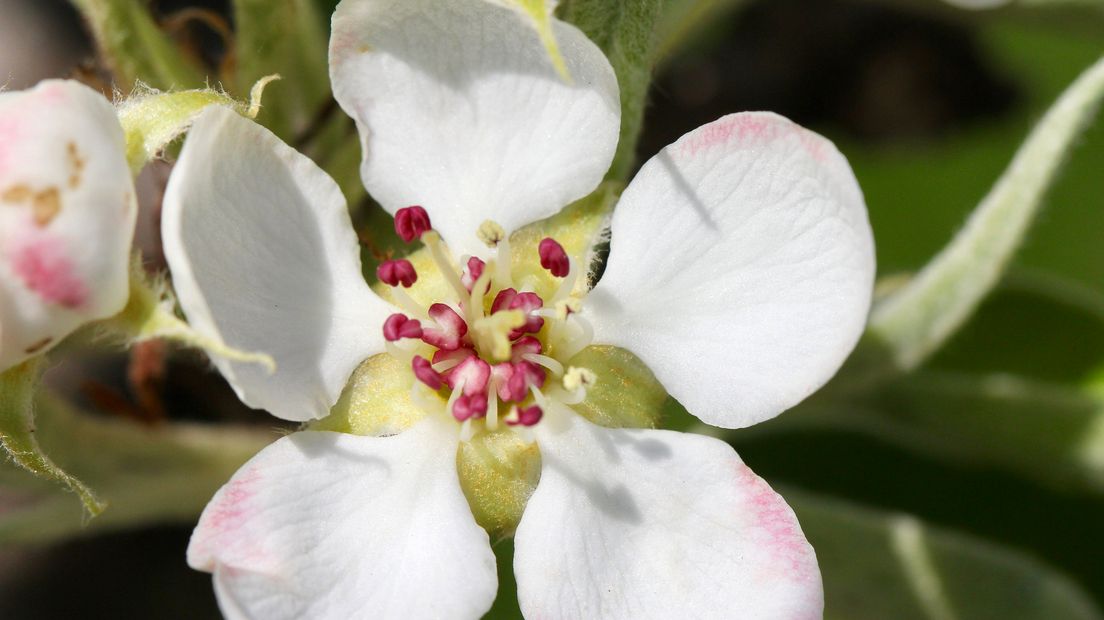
xmin=66 ymin=142 xmax=86 ymax=189
xmin=31 ymin=187 xmax=61 ymax=227
xmin=1 ymin=185 xmax=33 ymax=203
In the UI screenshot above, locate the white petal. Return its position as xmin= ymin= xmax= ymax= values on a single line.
xmin=188 ymin=418 xmax=497 ymax=620
xmin=585 ymin=112 xmax=875 ymax=429
xmin=0 ymin=80 xmax=136 ymax=371
xmin=515 ymin=412 xmax=823 ymax=619
xmin=330 ymin=0 xmax=620 ymax=259
xmin=162 ymin=106 xmax=390 ymax=421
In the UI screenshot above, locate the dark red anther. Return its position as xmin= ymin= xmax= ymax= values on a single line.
xmin=412 ymin=355 xmax=443 ymax=390
xmin=394 ymin=206 xmax=432 ymax=242
xmin=538 ymin=237 xmax=569 ymax=277
xmin=383 ymin=313 xmax=423 ymax=341
xmin=377 ymin=259 xmax=418 ymax=288
xmin=507 ymin=405 xmax=543 ymax=427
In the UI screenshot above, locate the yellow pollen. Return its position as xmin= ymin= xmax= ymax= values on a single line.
xmin=563 ymin=366 xmax=597 ymax=391
xmin=477 ymin=220 xmax=506 ymax=248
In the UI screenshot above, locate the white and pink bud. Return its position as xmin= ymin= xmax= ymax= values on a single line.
xmin=0 ymin=80 xmax=137 ymax=371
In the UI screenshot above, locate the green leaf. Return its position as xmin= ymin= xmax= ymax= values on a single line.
xmin=69 ymin=0 xmax=204 ymax=91
xmin=230 ymin=0 xmax=331 ymax=139
xmin=0 ymin=361 xmax=105 ymax=518
xmin=867 ymin=53 xmax=1104 ymax=371
xmin=0 ymin=395 xmax=271 ymax=545
xmin=788 ymin=490 xmax=1102 ymax=620
xmin=653 ymin=0 xmax=750 ymax=63
xmin=930 ymin=272 xmax=1104 ymax=383
xmin=560 ymin=0 xmax=663 ymax=180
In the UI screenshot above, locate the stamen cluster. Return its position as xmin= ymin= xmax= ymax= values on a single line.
xmin=378 ymin=207 xmax=590 ymax=438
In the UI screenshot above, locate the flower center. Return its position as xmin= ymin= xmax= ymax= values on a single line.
xmin=378 ymin=206 xmax=595 ymax=440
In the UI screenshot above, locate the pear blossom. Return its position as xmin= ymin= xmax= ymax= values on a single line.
xmin=0 ymin=80 xmax=137 ymax=372
xmin=169 ymin=0 xmax=874 ymax=617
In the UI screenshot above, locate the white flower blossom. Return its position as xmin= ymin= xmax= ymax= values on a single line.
xmin=0 ymin=80 xmax=137 ymax=372
xmin=167 ymin=0 xmax=874 ymax=617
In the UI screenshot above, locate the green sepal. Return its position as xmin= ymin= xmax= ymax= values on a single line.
xmin=567 ymin=345 xmax=666 ymax=429
xmin=116 ymin=77 xmax=280 ymax=174
xmin=312 ymin=353 xmax=427 ymax=436
xmin=117 ymin=87 xmax=238 ymax=174
xmin=456 ymin=430 xmax=542 ymax=541
xmin=0 ymin=360 xmax=106 ymax=518
xmin=69 ymin=0 xmax=205 ymax=91
xmin=559 ymin=0 xmax=663 ymax=180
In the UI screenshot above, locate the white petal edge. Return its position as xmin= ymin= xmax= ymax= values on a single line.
xmin=585 ymin=112 xmax=875 ymax=429
xmin=188 ymin=418 xmax=497 ymax=620
xmin=0 ymin=80 xmax=136 ymax=371
xmin=330 ymin=0 xmax=620 ymax=259
xmin=162 ymin=106 xmax=390 ymax=421
xmin=514 ymin=410 xmax=823 ymax=619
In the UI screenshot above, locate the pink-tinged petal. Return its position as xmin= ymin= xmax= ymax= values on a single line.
xmin=586 ymin=112 xmax=875 ymax=429
xmin=162 ymin=107 xmax=391 ymax=422
xmin=330 ymin=0 xmax=620 ymax=259
xmin=0 ymin=80 xmax=135 ymax=371
xmin=515 ymin=413 xmax=822 ymax=618
xmin=422 ymin=303 xmax=468 ymax=350
xmin=188 ymin=418 xmax=497 ymax=620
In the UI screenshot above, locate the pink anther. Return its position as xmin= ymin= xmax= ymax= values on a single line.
xmin=376 ymin=259 xmax=418 ymax=288
xmin=497 ymin=360 xmax=546 ymax=402
xmin=491 ymin=288 xmax=544 ymax=338
xmin=538 ymin=238 xmax=569 ymax=278
xmin=461 ymin=257 xmax=486 ymax=292
xmin=507 ymin=405 xmax=543 ymax=427
xmin=447 ymin=356 xmax=491 ymax=396
xmin=511 ymin=336 xmax=542 ymax=360
xmin=422 ymin=303 xmax=468 ymax=350
xmin=452 ymin=392 xmax=489 ymax=422
xmin=412 ymin=355 xmax=442 ymax=390
xmin=383 ymin=313 xmax=422 ymax=341
xmin=394 ymin=206 xmax=432 ymax=242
